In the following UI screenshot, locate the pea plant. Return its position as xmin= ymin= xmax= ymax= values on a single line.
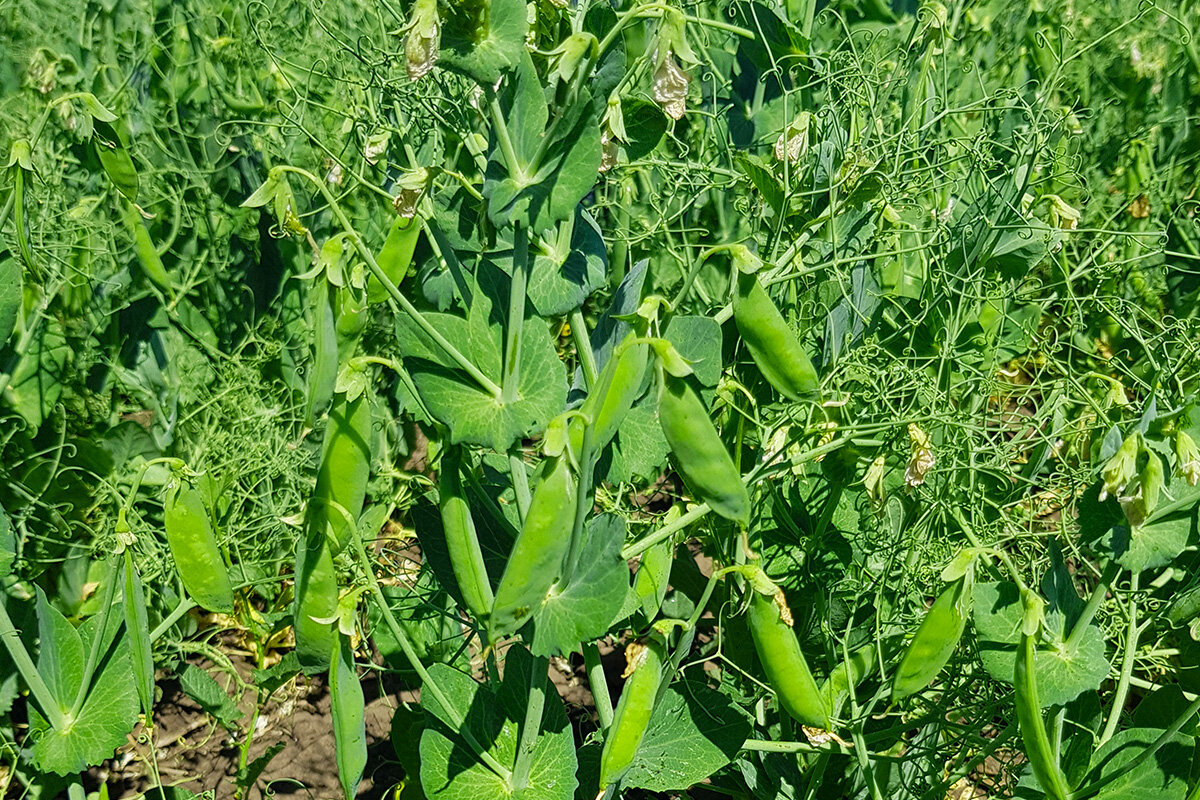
xmin=2 ymin=0 xmax=1200 ymax=798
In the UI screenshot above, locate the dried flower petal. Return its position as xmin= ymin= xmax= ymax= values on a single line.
xmin=653 ymin=52 xmax=690 ymax=120
xmin=405 ymin=0 xmax=440 ymax=80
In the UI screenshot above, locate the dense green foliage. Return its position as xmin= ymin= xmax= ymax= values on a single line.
xmin=2 ymin=0 xmax=1200 ymax=798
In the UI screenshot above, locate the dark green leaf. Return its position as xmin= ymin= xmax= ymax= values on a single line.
xmin=622 ymin=680 xmax=752 ymax=792
xmin=528 ymin=514 xmax=631 ymax=656
xmin=419 ymin=648 xmax=576 ymax=800
xmin=179 ymin=664 xmax=243 ymax=730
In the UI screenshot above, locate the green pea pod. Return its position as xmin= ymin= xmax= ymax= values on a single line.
xmin=657 ymin=373 xmax=749 ymax=526
xmin=314 ymin=390 xmax=372 ymax=554
xmin=367 ymin=215 xmax=420 ymax=303
xmin=891 ymin=578 xmax=967 ymax=701
xmin=305 ymin=279 xmax=339 ymax=429
xmin=163 ymin=477 xmax=234 ymax=614
xmin=335 ymin=283 xmax=369 ymax=346
xmin=119 ymin=199 xmax=173 ymax=294
xmin=732 ymin=270 xmax=820 ymax=402
xmin=294 ymin=529 xmax=338 ymax=672
xmin=599 ymin=636 xmax=666 ymax=789
xmin=820 ymin=644 xmax=879 ymax=721
xmin=330 ymin=634 xmax=367 ymax=800
xmin=490 ymin=454 xmax=575 ymax=637
xmin=633 ymin=537 xmax=673 ymax=621
xmin=122 ymin=550 xmax=155 ymax=717
xmin=581 ymin=334 xmax=650 ymax=452
xmin=439 ymin=446 xmax=494 ymax=619
xmin=92 ymin=118 xmax=139 ymax=202
xmin=746 ymin=586 xmax=830 ymax=729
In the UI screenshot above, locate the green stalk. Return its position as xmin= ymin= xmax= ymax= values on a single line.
xmin=1098 ymin=573 xmax=1139 ymax=746
xmin=150 ymin=595 xmax=196 ymax=642
xmin=584 ymin=642 xmax=614 ymax=730
xmin=511 ymin=654 xmax=549 ymax=790
xmin=349 ymin=530 xmax=513 ymax=785
xmin=509 ymin=450 xmax=532 ymax=524
xmin=502 ymin=222 xmax=528 ymax=404
xmin=487 ymin=95 xmax=525 ymax=183
xmin=1065 ymin=561 xmax=1118 ymax=650
xmin=570 ymin=308 xmax=598 ymax=390
xmin=596 ymin=4 xmax=755 ymax=58
xmin=0 ymin=596 xmax=68 ymax=730
xmin=276 ymin=167 xmax=502 ymax=399
xmin=69 ymin=556 xmax=122 ymax=721
xmin=560 ymin=426 xmax=595 ymax=588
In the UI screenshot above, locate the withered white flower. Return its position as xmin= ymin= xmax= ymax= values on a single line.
xmin=904 ymin=424 xmax=936 ymax=487
xmin=774 ymin=112 xmax=812 ymax=163
xmin=653 ymin=51 xmax=690 ymax=121
xmin=405 ymin=0 xmax=440 ymax=80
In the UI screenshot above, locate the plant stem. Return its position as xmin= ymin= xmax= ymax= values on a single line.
xmin=488 ymin=95 xmax=525 ymax=183
xmin=502 ymin=222 xmax=528 ymax=404
xmin=560 ymin=426 xmax=595 ymax=588
xmin=596 ymin=4 xmax=755 ymax=58
xmin=1065 ymin=561 xmax=1119 ymax=650
xmin=0 ymin=596 xmax=68 ymax=730
xmin=69 ymin=556 xmax=122 ymax=720
xmin=150 ymin=595 xmax=195 ymax=642
xmin=570 ymin=308 xmax=598 ymax=390
xmin=583 ymin=642 xmax=614 ymax=729
xmin=276 ymin=167 xmax=502 ymax=399
xmin=349 ymin=529 xmax=513 ymax=785
xmin=509 ymin=450 xmax=532 ymax=525
xmin=1099 ymin=572 xmax=1139 ymax=746
xmin=511 ymin=654 xmax=548 ymax=790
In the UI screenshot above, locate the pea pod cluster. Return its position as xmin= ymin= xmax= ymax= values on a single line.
xmin=599 ymin=635 xmax=667 ymax=789
xmin=731 ymin=260 xmax=819 ymax=402
xmin=657 ymin=371 xmax=749 ymax=527
xmin=439 ymin=446 xmax=494 ymax=620
xmin=891 ymin=576 xmax=967 ymax=701
xmin=746 ymin=580 xmax=830 ymax=729
xmin=490 ymin=452 xmax=576 ymax=637
xmin=163 ymin=475 xmax=234 ymax=614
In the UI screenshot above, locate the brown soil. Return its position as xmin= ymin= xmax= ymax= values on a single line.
xmin=89 ymin=650 xmax=415 ymax=799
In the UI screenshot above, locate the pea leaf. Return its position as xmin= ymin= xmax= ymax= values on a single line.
xmin=527 ymin=514 xmax=631 ymax=656
xmin=620 ymin=98 xmax=669 ymax=161
xmin=395 ymin=267 xmax=567 ymax=451
xmin=664 ymin=315 xmax=723 ymax=387
xmin=484 ymin=53 xmax=601 ymax=233
xmin=420 ymin=647 xmax=576 ymax=800
xmin=29 ymin=590 xmax=139 ymax=775
xmin=438 ymin=0 xmax=527 ymax=84
xmin=179 ymin=664 xmax=243 ymax=730
xmin=972 ymin=581 xmax=1110 ymax=706
xmin=1102 ymin=496 xmax=1198 ymax=573
xmin=1083 ymin=728 xmax=1191 ymax=800
xmin=3 ymin=315 xmax=69 ymax=429
xmin=0 ymin=252 xmax=19 ymax=345
xmin=621 ymin=680 xmax=752 ymax=792
xmin=604 ymin=399 xmax=670 ymax=485
xmin=527 ymin=208 xmax=607 ymax=316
